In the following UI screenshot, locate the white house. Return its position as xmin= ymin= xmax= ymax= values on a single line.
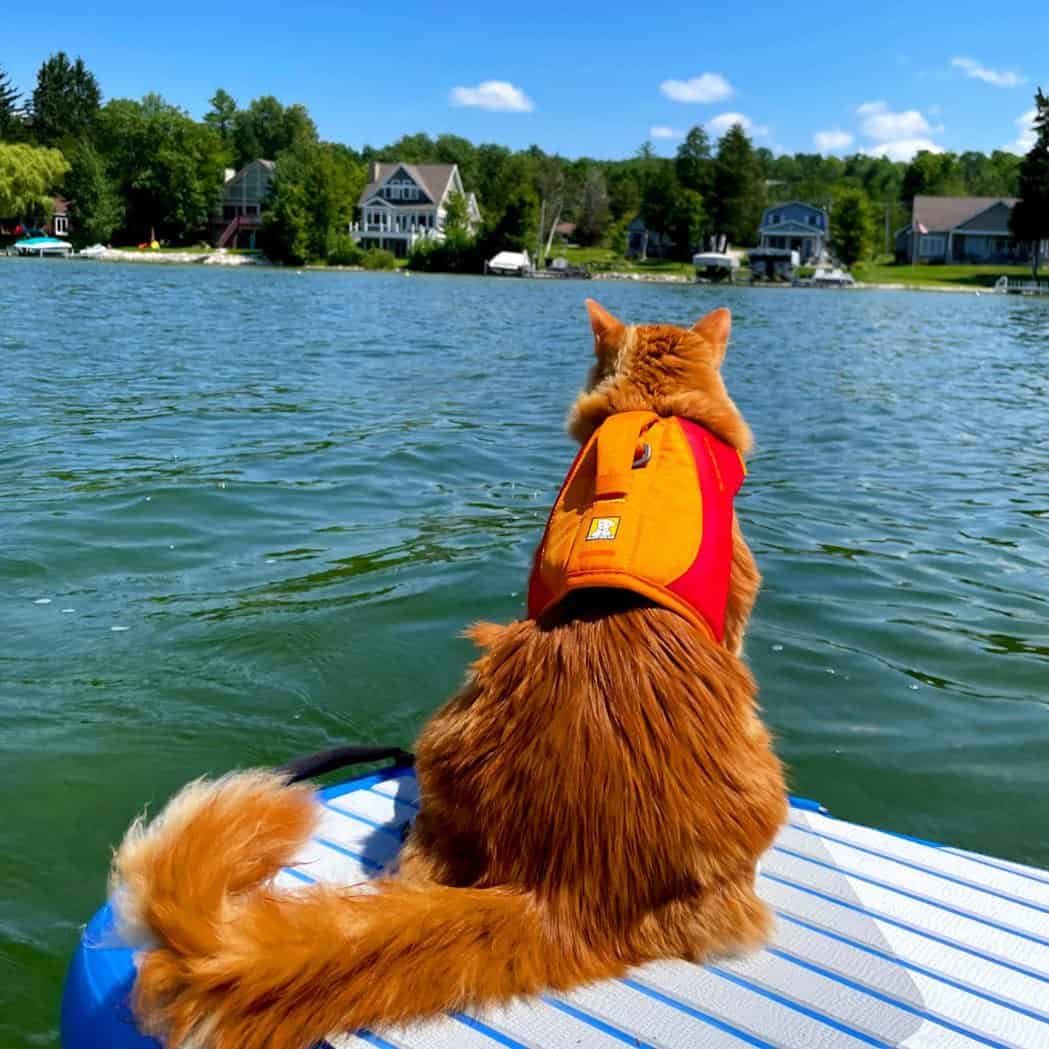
xmin=349 ymin=162 xmax=481 ymax=257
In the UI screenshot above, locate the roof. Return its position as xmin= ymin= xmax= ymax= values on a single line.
xmin=761 ymin=200 xmax=827 ymax=219
xmin=359 ymin=163 xmax=458 ymax=206
xmin=912 ymin=196 xmax=1018 ymax=233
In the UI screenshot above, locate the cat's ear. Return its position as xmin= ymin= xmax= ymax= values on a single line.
xmin=586 ymin=299 xmax=625 ymax=349
xmin=691 ymin=307 xmax=731 ymax=366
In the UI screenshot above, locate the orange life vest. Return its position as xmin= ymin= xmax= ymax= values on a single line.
xmin=527 ymin=411 xmax=745 ymax=643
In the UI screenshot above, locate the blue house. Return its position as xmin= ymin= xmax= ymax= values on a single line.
xmin=756 ymin=201 xmax=829 ymax=263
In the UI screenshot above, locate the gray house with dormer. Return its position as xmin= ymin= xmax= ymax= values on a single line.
xmin=756 ymin=201 xmax=829 ymax=263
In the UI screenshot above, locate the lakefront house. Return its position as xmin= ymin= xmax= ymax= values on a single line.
xmin=756 ymin=201 xmax=829 ymax=264
xmin=349 ymin=162 xmax=481 ymax=257
xmin=894 ymin=196 xmax=1048 ymax=264
xmin=211 ymin=159 xmax=274 ymax=249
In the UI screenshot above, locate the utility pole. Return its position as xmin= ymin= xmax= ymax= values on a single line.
xmin=536 ymin=199 xmax=545 ymax=268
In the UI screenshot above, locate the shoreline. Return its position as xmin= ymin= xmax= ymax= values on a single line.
xmin=7 ymin=252 xmax=1021 ymax=295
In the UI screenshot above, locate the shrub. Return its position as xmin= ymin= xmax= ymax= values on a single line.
xmin=362 ymin=248 xmax=397 ymax=270
xmin=327 ymin=233 xmax=363 ymax=266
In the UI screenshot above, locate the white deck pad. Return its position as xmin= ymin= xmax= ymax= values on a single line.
xmin=285 ymin=769 xmax=1049 ymax=1049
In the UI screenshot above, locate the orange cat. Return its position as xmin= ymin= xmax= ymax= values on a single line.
xmin=111 ymin=302 xmax=788 ymax=1049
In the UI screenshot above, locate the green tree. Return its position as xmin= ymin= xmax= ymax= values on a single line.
xmin=442 ymin=189 xmax=471 ymax=239
xmin=62 ymin=140 xmax=124 ymax=245
xmin=1010 ymin=88 xmax=1049 ymax=278
xmin=830 ymin=187 xmax=875 ymax=267
xmin=675 ymin=125 xmax=713 ymax=196
xmin=232 ymin=96 xmax=317 ymax=167
xmin=900 ymin=150 xmax=965 ymax=203
xmin=204 ymin=89 xmax=238 ymax=148
xmin=711 ymin=123 xmax=766 ymax=245
xmin=30 ymin=52 xmax=101 ymax=145
xmin=639 ymin=162 xmax=679 ymax=249
xmin=0 ymin=142 xmax=69 ymax=218
xmin=96 ymin=95 xmax=227 ymax=242
xmin=668 ymin=186 xmax=706 ymax=259
xmin=0 ymin=64 xmax=22 ymax=140
xmin=574 ymin=166 xmax=611 ymax=245
xmin=261 ymin=140 xmax=365 ymax=264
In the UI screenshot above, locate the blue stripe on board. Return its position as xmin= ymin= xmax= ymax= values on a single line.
xmin=283 ymin=866 xmax=316 ymax=884
xmin=776 ymin=911 xmax=1049 ymax=1025
xmin=323 ymin=801 xmax=404 ymax=840
xmin=622 ymin=977 xmax=777 ymax=1048
xmin=789 ymin=796 xmax=829 ymax=814
xmin=772 ymin=844 xmax=1049 ymax=948
xmin=451 ymin=1012 xmax=528 ymax=1048
xmin=942 ymin=847 xmax=1049 ymax=889
xmin=788 ymin=821 xmax=1049 ymax=915
xmin=761 ymin=870 xmax=1049 ymax=984
xmin=318 ymin=764 xmax=414 ymax=802
xmin=707 ymin=965 xmax=892 ymax=1049
xmin=542 ymin=995 xmax=654 ymax=1047
xmin=315 ymin=836 xmax=386 ymax=872
xmin=765 ymin=945 xmax=1012 ymax=1049
xmin=356 ymin=1032 xmax=401 ymax=1049
xmin=367 ymin=785 xmax=420 ymax=810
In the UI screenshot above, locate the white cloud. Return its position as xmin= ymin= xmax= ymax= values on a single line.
xmin=707 ymin=112 xmax=768 ymax=137
xmin=448 ymin=81 xmax=534 ymax=112
xmin=857 ymin=100 xmax=932 ymax=140
xmin=814 ymin=129 xmax=854 ymax=152
xmin=951 ymin=57 xmax=1024 ymax=88
xmin=649 ymin=125 xmax=684 ymax=140
xmin=1006 ymin=108 xmax=1038 ymax=154
xmin=660 ymin=73 xmax=734 ymax=103
xmin=862 ymin=138 xmax=943 ymax=162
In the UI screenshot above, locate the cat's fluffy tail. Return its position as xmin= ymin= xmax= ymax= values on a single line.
xmin=111 ymin=771 xmax=622 ymax=1049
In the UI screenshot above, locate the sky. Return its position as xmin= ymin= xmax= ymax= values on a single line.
xmin=4 ymin=1 xmax=1046 ymax=162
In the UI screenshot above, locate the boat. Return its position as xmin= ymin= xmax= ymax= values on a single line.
xmin=75 ymin=244 xmax=108 ymax=259
xmin=485 ymin=250 xmax=532 ymax=276
xmin=692 ymin=251 xmax=739 ymax=283
xmin=62 ymin=759 xmax=1049 ymax=1048
xmin=7 ymin=229 xmax=74 ymax=257
xmin=811 ymin=267 xmax=856 ymax=288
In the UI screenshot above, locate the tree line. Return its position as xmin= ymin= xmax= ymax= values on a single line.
xmin=1 ymin=53 xmax=1046 ymax=273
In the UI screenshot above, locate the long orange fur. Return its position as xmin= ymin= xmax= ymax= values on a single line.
xmin=110 ymin=302 xmax=788 ymax=1049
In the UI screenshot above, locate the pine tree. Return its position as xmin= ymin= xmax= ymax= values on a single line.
xmin=675 ymin=126 xmax=713 ymax=197
xmin=31 ymin=52 xmax=101 ymax=144
xmin=1010 ymin=88 xmax=1049 ymax=279
xmin=711 ymin=124 xmax=766 ymax=246
xmin=0 ymin=65 xmax=21 ymax=139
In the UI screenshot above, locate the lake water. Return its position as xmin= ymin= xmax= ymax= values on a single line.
xmin=2 ymin=260 xmax=1048 ymax=1046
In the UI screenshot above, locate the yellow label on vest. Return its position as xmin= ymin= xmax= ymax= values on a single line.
xmin=586 ymin=516 xmax=621 ymax=541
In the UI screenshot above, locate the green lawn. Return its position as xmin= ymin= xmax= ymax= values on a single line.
xmin=853 ymin=262 xmax=1036 ymax=289
xmin=551 ymin=246 xmax=695 ymax=277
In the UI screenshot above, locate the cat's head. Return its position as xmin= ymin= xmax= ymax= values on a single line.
xmin=568 ymin=300 xmax=752 ymax=453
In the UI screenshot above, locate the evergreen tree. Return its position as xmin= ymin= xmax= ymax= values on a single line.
xmin=675 ymin=125 xmax=713 ymax=197
xmin=711 ymin=124 xmax=766 ymax=246
xmin=574 ymin=167 xmax=611 ymax=246
xmin=31 ymin=52 xmax=101 ymax=144
xmin=231 ymin=96 xmax=317 ymax=167
xmin=204 ymin=89 xmax=238 ymax=148
xmin=830 ymin=188 xmax=875 ymax=267
xmin=0 ymin=65 xmax=22 ymax=140
xmin=1010 ymin=89 xmax=1049 ymax=279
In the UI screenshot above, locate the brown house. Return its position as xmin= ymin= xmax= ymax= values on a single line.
xmin=894 ymin=196 xmax=1047 ymax=264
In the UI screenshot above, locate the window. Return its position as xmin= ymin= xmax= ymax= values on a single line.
xmin=920 ymin=235 xmax=945 ymax=256
xmin=54 ymin=215 xmax=68 ymax=236
xmin=771 ymin=214 xmax=781 ymax=224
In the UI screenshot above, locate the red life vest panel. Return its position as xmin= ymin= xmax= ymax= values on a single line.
xmin=526 ymin=411 xmax=744 ymax=643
